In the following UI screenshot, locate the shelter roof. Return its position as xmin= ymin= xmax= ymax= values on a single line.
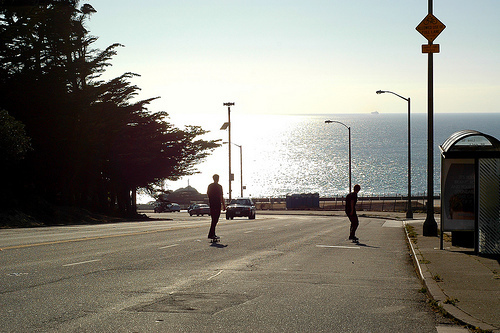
xmin=440 ymin=130 xmax=500 ymax=158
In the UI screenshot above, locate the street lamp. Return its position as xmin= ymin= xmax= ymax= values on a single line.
xmin=221 ymin=102 xmax=235 ymax=200
xmin=376 ymin=90 xmax=413 ymax=219
xmin=325 ymin=120 xmax=352 ymax=193
xmin=224 ymin=142 xmax=243 ymax=197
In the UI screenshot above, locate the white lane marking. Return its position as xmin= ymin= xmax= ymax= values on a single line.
xmin=7 ymin=272 xmax=29 ymax=276
xmin=207 ymin=270 xmax=223 ymax=280
xmin=159 ymin=243 xmax=180 ymax=249
xmin=244 ymin=230 xmax=254 ymax=234
xmin=316 ymin=245 xmax=360 ymax=249
xmin=63 ymin=259 xmax=101 ymax=267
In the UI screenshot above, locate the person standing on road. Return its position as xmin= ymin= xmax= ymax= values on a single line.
xmin=345 ymin=184 xmax=361 ymax=242
xmin=207 ymin=174 xmax=226 ymax=239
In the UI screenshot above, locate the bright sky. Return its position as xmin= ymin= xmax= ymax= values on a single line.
xmin=87 ymin=0 xmax=500 ymax=116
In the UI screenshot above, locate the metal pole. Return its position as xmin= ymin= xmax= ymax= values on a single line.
xmin=423 ymin=0 xmax=438 ymax=235
xmin=325 ymin=120 xmax=352 ymax=193
xmin=223 ymin=102 xmax=234 ymax=201
xmin=348 ymin=127 xmax=352 ymax=193
xmin=239 ymin=145 xmax=243 ymax=197
xmin=407 ymin=98 xmax=413 ymax=219
xmin=228 ymin=106 xmax=231 ymax=201
xmin=376 ymin=90 xmax=412 ymax=218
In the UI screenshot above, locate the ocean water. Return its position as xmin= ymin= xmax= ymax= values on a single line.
xmin=159 ymin=113 xmax=500 ymax=200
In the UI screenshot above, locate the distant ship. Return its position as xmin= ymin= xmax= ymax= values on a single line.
xmin=371 ymin=111 xmax=379 ymax=115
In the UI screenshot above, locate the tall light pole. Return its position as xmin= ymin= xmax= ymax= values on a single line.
xmin=376 ymin=90 xmax=413 ymax=219
xmin=224 ymin=142 xmax=243 ymax=197
xmin=325 ymin=120 xmax=352 ymax=193
xmin=235 ymin=143 xmax=243 ymax=197
xmin=221 ymin=102 xmax=234 ymax=200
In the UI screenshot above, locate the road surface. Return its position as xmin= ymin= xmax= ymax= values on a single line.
xmin=0 ymin=212 xmax=464 ymax=332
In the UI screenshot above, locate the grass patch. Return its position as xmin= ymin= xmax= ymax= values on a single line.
xmin=0 ymin=211 xmax=45 ymax=228
xmin=427 ymin=299 xmax=489 ymax=332
xmin=433 ymin=274 xmax=443 ymax=282
xmin=443 ymin=232 xmax=452 ymax=243
xmin=468 ymin=327 xmax=494 ymax=333
xmin=428 ymin=299 xmax=448 ymax=317
xmin=444 ymin=297 xmax=459 ymax=305
xmin=405 ymin=224 xmax=418 ymax=243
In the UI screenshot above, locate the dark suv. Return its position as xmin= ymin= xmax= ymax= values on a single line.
xmin=226 ymin=198 xmax=256 ymax=220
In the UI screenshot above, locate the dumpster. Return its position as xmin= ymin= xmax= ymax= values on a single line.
xmin=440 ymin=130 xmax=500 ymax=254
xmin=286 ymin=193 xmax=320 ymax=209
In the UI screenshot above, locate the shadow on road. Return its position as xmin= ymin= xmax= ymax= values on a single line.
xmin=356 ymin=242 xmax=380 ymax=249
xmin=210 ymin=242 xmax=228 ymax=248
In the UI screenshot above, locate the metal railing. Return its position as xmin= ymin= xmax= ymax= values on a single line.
xmin=252 ymin=194 xmax=440 ymax=213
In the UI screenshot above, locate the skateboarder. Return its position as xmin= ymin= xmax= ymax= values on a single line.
xmin=345 ymin=184 xmax=361 ymax=242
xmin=207 ymin=174 xmax=226 ymax=240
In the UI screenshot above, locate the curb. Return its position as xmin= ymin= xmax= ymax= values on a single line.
xmin=403 ymin=222 xmax=499 ymax=333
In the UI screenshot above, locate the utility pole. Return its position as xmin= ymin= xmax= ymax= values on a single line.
xmin=416 ymin=0 xmax=444 ymax=236
xmin=223 ymin=102 xmax=235 ymax=201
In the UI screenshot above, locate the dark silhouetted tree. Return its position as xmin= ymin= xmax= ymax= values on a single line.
xmin=0 ymin=0 xmax=220 ymax=218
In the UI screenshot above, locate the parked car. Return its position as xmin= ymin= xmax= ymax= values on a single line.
xmin=154 ymin=202 xmax=181 ymax=213
xmin=153 ymin=201 xmax=164 ymax=213
xmin=166 ymin=203 xmax=181 ymax=212
xmin=188 ymin=204 xmax=211 ymax=216
xmin=226 ymin=198 xmax=256 ymax=219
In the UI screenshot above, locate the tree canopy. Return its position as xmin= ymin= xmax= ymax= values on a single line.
xmin=0 ymin=0 xmax=220 ymax=218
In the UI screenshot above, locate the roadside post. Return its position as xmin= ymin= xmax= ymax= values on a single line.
xmin=221 ymin=102 xmax=235 ymax=200
xmin=416 ymin=1 xmax=446 ymax=236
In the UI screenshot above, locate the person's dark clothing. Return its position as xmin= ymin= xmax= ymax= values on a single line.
xmin=208 ymin=183 xmax=223 ymax=209
xmin=208 ymin=209 xmax=220 ymax=238
xmin=207 ymin=183 xmax=223 ymax=238
xmin=345 ymin=191 xmax=358 ymax=215
xmin=348 ymin=214 xmax=359 ymax=240
xmin=345 ymin=191 xmax=359 ymax=239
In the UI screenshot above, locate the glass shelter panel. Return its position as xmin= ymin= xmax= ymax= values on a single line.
xmin=478 ymin=158 xmax=500 ymax=254
xmin=442 ymin=159 xmax=475 ymax=231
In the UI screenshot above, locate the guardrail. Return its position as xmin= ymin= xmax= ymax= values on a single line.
xmin=252 ymin=195 xmax=440 ymax=213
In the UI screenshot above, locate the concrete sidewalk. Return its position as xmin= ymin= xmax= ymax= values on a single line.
xmin=405 ymin=219 xmax=500 ymax=332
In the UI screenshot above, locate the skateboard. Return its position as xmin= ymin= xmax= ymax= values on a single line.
xmin=210 ymin=236 xmax=220 ymax=243
xmin=349 ymin=238 xmax=359 ymax=244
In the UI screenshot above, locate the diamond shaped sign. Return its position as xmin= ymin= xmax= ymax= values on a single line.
xmin=416 ymin=14 xmax=446 ymax=42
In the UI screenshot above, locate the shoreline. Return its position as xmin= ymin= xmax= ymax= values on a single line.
xmin=138 ymin=196 xmax=441 ymax=213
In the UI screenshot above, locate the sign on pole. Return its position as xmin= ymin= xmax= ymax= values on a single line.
xmin=416 ymin=13 xmax=446 ymax=42
xmin=422 ymin=44 xmax=440 ymax=53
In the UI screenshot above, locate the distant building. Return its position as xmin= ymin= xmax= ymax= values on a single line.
xmin=165 ymin=185 xmax=206 ymax=207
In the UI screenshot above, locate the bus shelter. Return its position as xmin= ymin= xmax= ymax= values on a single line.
xmin=440 ymin=130 xmax=500 ymax=254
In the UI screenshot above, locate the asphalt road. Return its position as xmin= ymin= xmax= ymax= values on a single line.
xmin=0 ymin=212 xmax=463 ymax=332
